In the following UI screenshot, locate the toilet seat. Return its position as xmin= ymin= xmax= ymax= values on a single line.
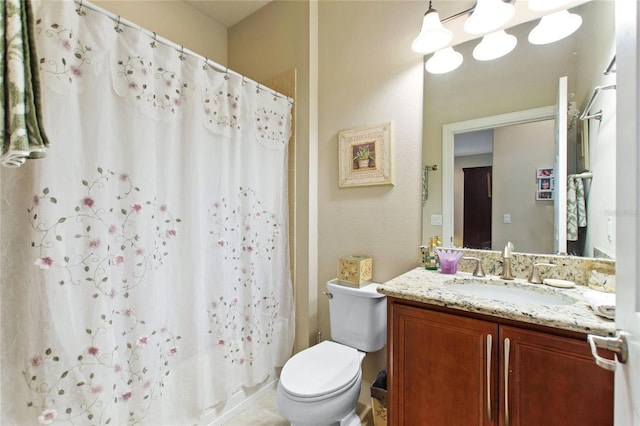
xmin=280 ymin=341 xmax=361 ymax=399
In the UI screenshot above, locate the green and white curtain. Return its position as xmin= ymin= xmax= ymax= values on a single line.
xmin=1 ymin=0 xmax=49 ymax=167
xmin=567 ymin=175 xmax=587 ymax=241
xmin=0 ymin=0 xmax=294 ymax=424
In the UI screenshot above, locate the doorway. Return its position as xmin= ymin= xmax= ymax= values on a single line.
xmin=462 ymin=166 xmax=493 ymax=249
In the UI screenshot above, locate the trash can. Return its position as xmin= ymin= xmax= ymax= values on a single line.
xmin=370 ymin=370 xmax=387 ymax=426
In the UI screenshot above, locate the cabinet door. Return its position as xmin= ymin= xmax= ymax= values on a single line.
xmin=500 ymin=326 xmax=614 ymax=426
xmin=389 ymin=303 xmax=498 ymax=425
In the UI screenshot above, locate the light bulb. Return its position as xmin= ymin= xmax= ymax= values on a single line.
xmin=529 ymin=10 xmax=582 ymax=45
xmin=425 ymin=47 xmax=464 ymax=74
xmin=473 ymin=30 xmax=517 ymax=61
xmin=464 ymin=0 xmax=515 ymax=35
xmin=411 ymin=7 xmax=454 ymax=54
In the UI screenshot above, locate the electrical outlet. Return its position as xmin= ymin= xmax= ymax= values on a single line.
xmin=431 ymin=214 xmax=443 ymax=226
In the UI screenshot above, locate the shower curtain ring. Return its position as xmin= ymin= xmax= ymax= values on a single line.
xmin=256 ymin=83 xmax=261 ymax=94
xmin=75 ymin=0 xmax=86 ymax=16
xmin=150 ymin=32 xmax=157 ymax=48
xmin=273 ymin=89 xmax=278 ymax=101
xmin=203 ymin=58 xmax=209 ymax=71
xmin=114 ymin=16 xmax=124 ymax=33
xmin=241 ymin=75 xmax=246 ymax=86
xmin=178 ymin=46 xmax=186 ymax=61
xmin=224 ymin=67 xmax=230 ymax=80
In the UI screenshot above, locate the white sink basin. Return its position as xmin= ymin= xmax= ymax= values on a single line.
xmin=445 ymin=281 xmax=577 ymax=306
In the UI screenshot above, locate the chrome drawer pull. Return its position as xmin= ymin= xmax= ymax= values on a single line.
xmin=486 ymin=334 xmax=493 ymax=422
xmin=504 ymin=337 xmax=511 ymax=426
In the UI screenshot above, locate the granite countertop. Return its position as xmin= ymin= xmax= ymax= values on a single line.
xmin=378 ymin=267 xmax=616 ymax=337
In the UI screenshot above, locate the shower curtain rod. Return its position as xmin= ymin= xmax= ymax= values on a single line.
xmin=72 ymin=0 xmax=294 ymax=104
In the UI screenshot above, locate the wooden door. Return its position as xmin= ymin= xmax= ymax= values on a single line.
xmin=388 ymin=302 xmax=498 ymax=425
xmin=500 ymin=326 xmax=613 ymax=426
xmin=463 ymin=166 xmax=492 ymax=249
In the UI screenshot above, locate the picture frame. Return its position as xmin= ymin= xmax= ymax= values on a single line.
xmin=338 ymin=122 xmax=393 ymax=187
xmin=538 ymin=177 xmax=553 ymax=191
xmin=536 ymin=167 xmax=554 ymax=178
xmin=536 ymin=190 xmax=554 ymax=200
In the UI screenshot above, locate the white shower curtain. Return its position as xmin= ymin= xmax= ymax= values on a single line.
xmin=0 ymin=1 xmax=294 ymax=424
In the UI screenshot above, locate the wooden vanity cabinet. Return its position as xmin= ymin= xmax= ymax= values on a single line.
xmin=502 ymin=325 xmax=614 ymax=426
xmin=388 ymin=298 xmax=614 ymax=426
xmin=388 ymin=302 xmax=498 ymax=425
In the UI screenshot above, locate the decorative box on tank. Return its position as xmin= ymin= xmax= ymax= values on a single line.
xmin=337 ymin=256 xmax=373 ymax=287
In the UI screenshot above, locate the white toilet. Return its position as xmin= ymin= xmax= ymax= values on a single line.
xmin=276 ymin=279 xmax=387 ymax=426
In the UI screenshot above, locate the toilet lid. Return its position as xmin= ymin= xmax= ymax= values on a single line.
xmin=280 ymin=341 xmax=361 ymax=398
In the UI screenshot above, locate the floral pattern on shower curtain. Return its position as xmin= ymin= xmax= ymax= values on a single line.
xmin=0 ymin=1 xmax=294 ymax=425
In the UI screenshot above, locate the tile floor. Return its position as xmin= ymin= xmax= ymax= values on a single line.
xmin=223 ymin=387 xmax=288 ymax=426
xmin=223 ymin=387 xmax=374 ymax=426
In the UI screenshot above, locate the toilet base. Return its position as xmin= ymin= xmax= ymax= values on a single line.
xmin=276 ymin=370 xmax=362 ymax=426
xmin=339 ymin=408 xmax=361 ymax=426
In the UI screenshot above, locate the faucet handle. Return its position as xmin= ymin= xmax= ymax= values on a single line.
xmin=503 ymin=241 xmax=514 ymax=256
xmin=462 ymin=256 xmax=485 ymax=277
xmin=529 ymin=262 xmax=556 ymax=284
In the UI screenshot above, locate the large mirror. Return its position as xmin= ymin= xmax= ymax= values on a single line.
xmin=422 ymin=0 xmax=616 ymax=258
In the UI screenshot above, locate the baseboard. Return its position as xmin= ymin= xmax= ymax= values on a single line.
xmin=201 ymin=376 xmax=279 ymax=425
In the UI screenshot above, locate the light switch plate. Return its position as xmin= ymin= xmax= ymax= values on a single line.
xmin=503 ymin=214 xmax=511 ymax=224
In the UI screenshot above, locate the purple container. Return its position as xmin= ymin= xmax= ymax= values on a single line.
xmin=435 ymin=249 xmax=463 ymax=274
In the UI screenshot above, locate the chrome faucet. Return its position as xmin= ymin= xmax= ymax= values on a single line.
xmin=529 ymin=262 xmax=556 ymax=284
xmin=500 ymin=242 xmax=514 ymax=280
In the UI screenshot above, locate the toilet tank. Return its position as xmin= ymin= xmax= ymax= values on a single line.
xmin=326 ymin=279 xmax=387 ymax=352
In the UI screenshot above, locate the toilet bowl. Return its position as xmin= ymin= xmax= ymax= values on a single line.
xmin=276 ymin=281 xmax=387 ymax=426
xmin=276 ymin=341 xmax=365 ymax=426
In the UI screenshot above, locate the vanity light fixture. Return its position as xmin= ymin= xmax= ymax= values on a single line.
xmin=415 ymin=1 xmax=583 ymax=74
xmin=528 ymin=9 xmax=583 ymax=45
xmin=472 ymin=30 xmax=517 ymax=61
xmin=425 ymin=47 xmax=464 ymax=74
xmin=463 ymin=0 xmax=516 ymax=35
xmin=411 ymin=1 xmax=454 ymax=54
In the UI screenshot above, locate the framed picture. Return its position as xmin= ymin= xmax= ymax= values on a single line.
xmin=536 ymin=190 xmax=554 ymax=200
xmin=536 ymin=167 xmax=554 ymax=178
xmin=538 ymin=177 xmax=553 ymax=191
xmin=338 ymin=122 xmax=393 ymax=187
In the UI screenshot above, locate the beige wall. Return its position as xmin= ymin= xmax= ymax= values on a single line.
xmin=493 ymin=121 xmax=555 ymax=253
xmin=317 ymin=1 xmax=424 ymax=397
xmin=93 ymin=0 xmax=228 ymax=64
